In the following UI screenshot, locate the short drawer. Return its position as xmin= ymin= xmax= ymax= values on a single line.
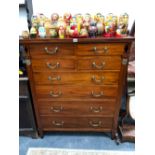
xmin=77 ymin=43 xmax=125 ymax=56
xmin=29 ymin=44 xmax=74 ymax=58
xmin=38 ymin=100 xmax=116 ymax=116
xmin=35 ymin=85 xmax=118 ymax=100
xmin=33 ymin=72 xmax=120 ymax=85
xmin=31 ymin=58 xmax=76 ymax=72
xmin=40 ymin=116 xmax=113 ymax=130
xmin=78 ymin=56 xmax=121 ymax=70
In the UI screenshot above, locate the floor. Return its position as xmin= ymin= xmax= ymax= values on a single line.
xmin=19 ymin=132 xmax=135 ymax=155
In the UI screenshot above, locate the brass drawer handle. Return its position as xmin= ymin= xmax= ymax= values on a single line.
xmin=92 ymin=62 xmax=105 ymax=69
xmin=103 ymin=46 xmax=109 ymax=53
xmin=91 ymin=91 xmax=104 ymax=98
xmin=52 ymin=120 xmax=64 ymax=127
xmin=48 ymin=76 xmax=61 ymax=81
xmin=46 ymin=62 xmax=60 ymax=69
xmin=44 ymin=46 xmax=58 ymax=55
xmin=90 ymin=106 xmax=103 ymax=113
xmin=89 ymin=121 xmax=102 ymax=127
xmin=92 ymin=46 xmax=109 ymax=53
xmin=50 ymin=91 xmax=62 ymax=97
xmin=51 ymin=106 xmax=63 ymax=112
xmin=91 ymin=75 xmax=104 ymax=84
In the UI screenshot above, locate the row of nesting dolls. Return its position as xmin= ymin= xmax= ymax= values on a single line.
xmin=22 ymin=13 xmax=129 ymax=38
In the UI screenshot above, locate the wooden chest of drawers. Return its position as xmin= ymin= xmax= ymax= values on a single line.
xmin=20 ymin=37 xmax=134 ymax=139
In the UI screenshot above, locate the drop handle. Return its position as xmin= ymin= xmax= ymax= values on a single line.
xmin=90 ymin=106 xmax=103 ymax=113
xmin=51 ymin=106 xmax=63 ymax=112
xmin=52 ymin=120 xmax=64 ymax=127
xmin=89 ymin=121 xmax=102 ymax=127
xmin=91 ymin=75 xmax=104 ymax=84
xmin=92 ymin=46 xmax=108 ymax=53
xmin=93 ymin=46 xmax=97 ymax=51
xmin=46 ymin=62 xmax=60 ymax=69
xmin=103 ymin=46 xmax=109 ymax=53
xmin=48 ymin=76 xmax=61 ymax=81
xmin=50 ymin=91 xmax=62 ymax=98
xmin=44 ymin=46 xmax=58 ymax=55
xmin=92 ymin=62 xmax=105 ymax=69
xmin=91 ymin=91 xmax=104 ymax=98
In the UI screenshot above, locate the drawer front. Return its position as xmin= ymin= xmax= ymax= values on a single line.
xmin=31 ymin=58 xmax=76 ymax=72
xmin=29 ymin=44 xmax=74 ymax=58
xmin=40 ymin=116 xmax=113 ymax=130
xmin=78 ymin=56 xmax=121 ymax=70
xmin=33 ymin=72 xmax=120 ymax=85
xmin=77 ymin=43 xmax=125 ymax=56
xmin=35 ymin=85 xmax=118 ymax=100
xmin=38 ymin=100 xmax=116 ymax=116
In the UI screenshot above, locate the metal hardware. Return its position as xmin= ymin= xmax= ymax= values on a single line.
xmin=122 ymin=58 xmax=128 ymax=65
xmin=52 ymin=120 xmax=64 ymax=127
xmin=92 ymin=62 xmax=105 ymax=69
xmin=24 ymin=59 xmax=31 ymax=66
xmin=92 ymin=46 xmax=108 ymax=53
xmin=46 ymin=62 xmax=60 ymax=69
xmin=91 ymin=75 xmax=104 ymax=84
xmin=89 ymin=121 xmax=102 ymax=127
xmin=90 ymin=106 xmax=103 ymax=113
xmin=50 ymin=91 xmax=62 ymax=97
xmin=73 ymin=38 xmax=78 ymax=43
xmin=51 ymin=106 xmax=63 ymax=112
xmin=103 ymin=46 xmax=109 ymax=53
xmin=91 ymin=91 xmax=104 ymax=98
xmin=44 ymin=46 xmax=58 ymax=55
xmin=48 ymin=76 xmax=61 ymax=81
xmin=93 ymin=46 xmax=97 ymax=51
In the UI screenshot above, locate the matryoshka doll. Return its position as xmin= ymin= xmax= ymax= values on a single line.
xmin=30 ymin=25 xmax=37 ymax=38
xmin=104 ymin=13 xmax=116 ymax=37
xmin=51 ymin=13 xmax=59 ymax=26
xmin=38 ymin=22 xmax=46 ymax=38
xmin=44 ymin=18 xmax=52 ymax=37
xmin=94 ymin=13 xmax=102 ymax=22
xmin=79 ymin=28 xmax=88 ymax=37
xmin=37 ymin=13 xmax=46 ymax=26
xmin=88 ymin=20 xmax=97 ymax=38
xmin=96 ymin=14 xmax=105 ymax=36
xmin=76 ymin=13 xmax=83 ymax=33
xmin=21 ymin=30 xmax=29 ymax=38
xmin=57 ymin=17 xmax=67 ymax=30
xmin=49 ymin=26 xmax=58 ymax=38
xmin=83 ymin=13 xmax=91 ymax=30
xmin=31 ymin=15 xmax=38 ymax=29
xmin=58 ymin=26 xmax=65 ymax=39
xmin=116 ymin=13 xmax=129 ymax=36
xmin=63 ymin=13 xmax=72 ymax=26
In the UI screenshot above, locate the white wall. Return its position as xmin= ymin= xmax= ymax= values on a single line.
xmin=19 ymin=7 xmax=28 ymax=35
xmin=32 ymin=0 xmax=135 ymax=30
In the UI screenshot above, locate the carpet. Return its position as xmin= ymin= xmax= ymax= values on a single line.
xmin=27 ymin=148 xmax=135 ymax=155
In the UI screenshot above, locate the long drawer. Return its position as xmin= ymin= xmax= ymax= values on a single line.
xmin=78 ymin=56 xmax=121 ymax=70
xmin=40 ymin=116 xmax=113 ymax=130
xmin=33 ymin=72 xmax=120 ymax=85
xmin=35 ymin=85 xmax=118 ymax=100
xmin=29 ymin=44 xmax=75 ymax=58
xmin=38 ymin=100 xmax=116 ymax=116
xmin=77 ymin=43 xmax=125 ymax=56
xmin=31 ymin=58 xmax=76 ymax=72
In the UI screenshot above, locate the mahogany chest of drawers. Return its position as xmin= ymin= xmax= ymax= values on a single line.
xmin=20 ymin=37 xmax=134 ymax=139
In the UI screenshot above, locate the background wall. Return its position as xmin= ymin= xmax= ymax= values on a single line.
xmin=32 ymin=0 xmax=135 ymax=30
